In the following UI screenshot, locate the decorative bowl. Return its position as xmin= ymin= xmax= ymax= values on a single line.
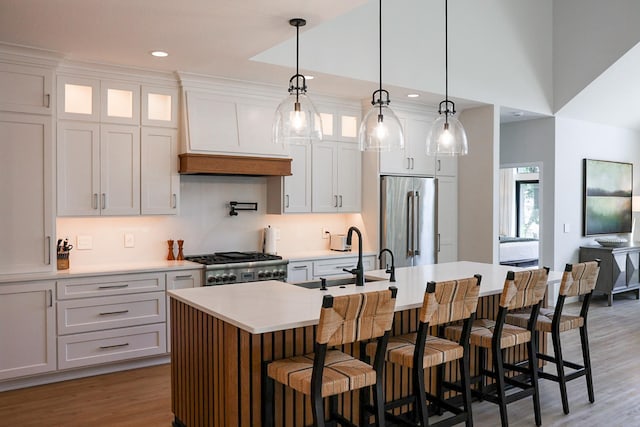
xmin=594 ymin=237 xmax=628 ymax=247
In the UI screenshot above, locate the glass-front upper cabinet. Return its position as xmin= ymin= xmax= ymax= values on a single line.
xmin=142 ymin=86 xmax=178 ymax=128
xmin=101 ymin=81 xmax=140 ymax=125
xmin=57 ymin=76 xmax=100 ymax=121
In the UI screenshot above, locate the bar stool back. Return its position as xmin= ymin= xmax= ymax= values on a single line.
xmin=446 ymin=267 xmax=549 ymax=427
xmin=507 ymin=260 xmax=600 ymax=414
xmin=263 ymin=286 xmax=398 ymax=427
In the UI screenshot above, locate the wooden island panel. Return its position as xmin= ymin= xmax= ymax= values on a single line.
xmin=170 ymin=293 xmax=542 ymax=427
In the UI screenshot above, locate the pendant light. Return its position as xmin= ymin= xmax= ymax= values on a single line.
xmin=427 ymin=0 xmax=468 ymax=156
xmin=273 ymin=18 xmax=322 ymax=145
xmin=358 ymin=0 xmax=404 ymax=152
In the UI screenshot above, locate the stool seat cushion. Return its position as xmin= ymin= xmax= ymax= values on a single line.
xmin=446 ymin=318 xmax=531 ymax=349
xmin=267 ymin=349 xmax=376 ymax=397
xmin=367 ymin=333 xmax=463 ymax=369
xmin=506 ymin=307 xmax=584 ymax=333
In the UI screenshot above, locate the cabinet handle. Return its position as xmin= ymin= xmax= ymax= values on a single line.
xmin=411 ymin=158 xmax=415 ymax=169
xmin=98 ymin=284 xmax=129 ymax=289
xmin=437 ymin=233 xmax=441 ymax=252
xmin=174 ymin=274 xmax=193 ymax=279
xmin=45 ymin=94 xmax=50 ymax=108
xmin=172 ymin=194 xmax=177 ymax=209
xmin=437 ymin=159 xmax=441 ymax=172
xmin=334 ymin=195 xmax=338 ymax=207
xmin=48 ymin=289 xmax=53 ymax=308
xmin=101 ymin=193 xmax=106 ymax=209
xmin=45 ymin=236 xmax=51 ymax=265
xmin=99 ymin=309 xmax=130 ymax=316
xmin=92 ymin=193 xmax=98 ymax=210
xmin=406 ymin=157 xmax=411 ymax=170
xmin=339 ymin=195 xmax=343 ymax=208
xmin=335 ymin=265 xmax=354 ymax=269
xmin=292 ymin=265 xmax=308 ymax=270
xmin=99 ymin=343 xmax=130 ymax=350
xmin=285 ymin=194 xmax=290 ymax=208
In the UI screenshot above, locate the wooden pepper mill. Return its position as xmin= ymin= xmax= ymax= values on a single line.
xmin=177 ymin=240 xmax=184 ymax=261
xmin=167 ymin=240 xmax=175 ymax=260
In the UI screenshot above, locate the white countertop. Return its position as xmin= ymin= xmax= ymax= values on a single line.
xmin=168 ymin=261 xmax=563 ymax=335
xmin=0 ymin=260 xmax=203 ymax=284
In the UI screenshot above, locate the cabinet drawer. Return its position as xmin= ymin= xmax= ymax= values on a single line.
xmin=57 ymin=272 xmax=165 ymax=299
xmin=313 ymin=257 xmax=360 ymax=277
xmin=57 ymin=292 xmax=166 ymax=335
xmin=57 ymin=323 xmax=166 ymax=370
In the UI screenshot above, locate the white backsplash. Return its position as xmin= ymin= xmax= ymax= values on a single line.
xmin=56 ymin=175 xmax=370 ymax=266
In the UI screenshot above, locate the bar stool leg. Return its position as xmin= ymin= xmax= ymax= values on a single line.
xmin=492 ymin=346 xmax=509 ymax=427
xmin=478 ymin=347 xmax=486 ymax=400
xmin=373 ymin=377 xmax=386 ymax=427
xmin=551 ymin=328 xmax=570 ymax=414
xmin=580 ymin=324 xmax=595 ymax=404
xmin=312 ymin=390 xmax=325 ymax=427
xmin=413 ymin=365 xmax=429 ymax=427
xmin=528 ymin=338 xmax=542 ymax=426
xmin=262 ymin=370 xmax=275 ymax=427
xmin=460 ymin=350 xmax=473 ymax=427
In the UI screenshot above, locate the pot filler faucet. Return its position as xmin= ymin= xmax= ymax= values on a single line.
xmin=378 ymin=248 xmax=396 ymax=282
xmin=343 ymin=226 xmax=364 ymax=286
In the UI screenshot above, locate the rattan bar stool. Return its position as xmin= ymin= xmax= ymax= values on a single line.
xmin=506 ymin=260 xmax=600 ymax=414
xmin=367 ymin=275 xmax=481 ymax=427
xmin=262 ymin=286 xmax=398 ymax=427
xmin=446 ymin=267 xmax=549 ymax=427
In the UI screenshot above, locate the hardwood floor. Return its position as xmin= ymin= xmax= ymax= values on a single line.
xmin=1 ymin=293 xmax=638 ymax=426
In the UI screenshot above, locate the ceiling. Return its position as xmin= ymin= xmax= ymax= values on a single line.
xmin=1 ymin=0 xmax=638 ymax=129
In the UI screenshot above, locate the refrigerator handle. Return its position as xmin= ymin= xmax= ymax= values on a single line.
xmin=415 ymin=191 xmax=421 ymax=255
xmin=407 ymin=191 xmax=414 ymax=257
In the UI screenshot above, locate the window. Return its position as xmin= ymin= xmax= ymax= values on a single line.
xmin=516 ymin=180 xmax=539 ymax=238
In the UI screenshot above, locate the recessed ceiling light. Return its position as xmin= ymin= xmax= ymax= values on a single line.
xmin=151 ymin=51 xmax=169 ymax=58
xmin=304 ymin=75 xmax=314 ymax=80
xmin=407 ymin=93 xmax=419 ymax=98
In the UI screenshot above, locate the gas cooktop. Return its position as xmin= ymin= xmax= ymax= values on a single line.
xmin=185 ymin=251 xmax=282 ymax=265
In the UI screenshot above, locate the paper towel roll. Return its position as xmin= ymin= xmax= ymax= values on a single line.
xmin=263 ymin=226 xmax=277 ymax=255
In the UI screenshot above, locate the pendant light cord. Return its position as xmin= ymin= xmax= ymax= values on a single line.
xmin=378 ymin=0 xmax=383 ymax=115
xmin=445 ymin=0 xmax=448 ymax=105
xmin=295 ymin=22 xmax=300 ymax=103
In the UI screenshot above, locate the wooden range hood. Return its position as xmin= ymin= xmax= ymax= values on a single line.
xmin=178 ymin=153 xmax=291 ymax=176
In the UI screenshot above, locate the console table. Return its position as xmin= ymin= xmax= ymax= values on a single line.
xmin=579 ymin=244 xmax=640 ymax=306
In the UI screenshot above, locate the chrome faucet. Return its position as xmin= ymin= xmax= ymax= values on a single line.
xmin=378 ymin=248 xmax=396 ymax=282
xmin=343 ymin=226 xmax=364 ymax=286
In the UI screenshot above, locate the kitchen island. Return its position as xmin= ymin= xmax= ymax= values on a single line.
xmin=168 ymin=261 xmax=561 ymax=427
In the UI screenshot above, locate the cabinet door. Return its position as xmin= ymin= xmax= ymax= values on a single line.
xmin=57 ymin=76 xmax=100 ymax=121
xmin=379 ymin=117 xmax=410 ymax=174
xmin=100 ymin=124 xmax=140 ymax=215
xmin=0 ymin=281 xmax=56 ymax=380
xmin=337 ymin=110 xmax=359 ymax=143
xmin=336 ymin=142 xmax=361 ymax=212
xmin=142 ymin=86 xmax=178 ymax=128
xmin=57 ymin=121 xmax=101 ymax=216
xmin=287 ymin=261 xmax=312 ymax=283
xmin=283 ymin=142 xmax=312 ymax=213
xmin=101 ymin=81 xmax=140 ymax=125
xmin=0 ymin=113 xmax=54 ymax=273
xmin=434 ymin=156 xmax=458 ymax=177
xmin=437 ymin=176 xmax=458 ymax=263
xmin=141 ymin=127 xmax=178 ymax=214
xmin=406 ymin=117 xmax=434 ymax=175
xmin=0 ymin=63 xmax=52 ymax=114
xmin=311 ymin=141 xmax=338 ymax=212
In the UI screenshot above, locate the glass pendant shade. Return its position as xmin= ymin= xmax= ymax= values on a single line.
xmin=359 ymin=103 xmax=404 ymax=151
xmin=426 ymin=114 xmax=468 ymax=156
xmin=273 ymin=91 xmax=322 ymax=144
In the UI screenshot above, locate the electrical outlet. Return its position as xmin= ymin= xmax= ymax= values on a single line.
xmin=124 ymin=233 xmax=135 ymax=248
xmin=274 ymin=228 xmax=281 ymax=240
xmin=77 ymin=235 xmax=93 ymax=250
xmin=322 ymin=227 xmax=330 ymax=239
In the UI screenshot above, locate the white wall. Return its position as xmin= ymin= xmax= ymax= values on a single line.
xmin=500 ymin=118 xmax=555 ymax=268
xmin=57 ymin=175 xmax=369 ymax=266
xmin=458 ymin=105 xmax=500 ymax=263
xmin=554 ymin=117 xmax=640 ymax=268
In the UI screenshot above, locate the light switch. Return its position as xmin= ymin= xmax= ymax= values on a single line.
xmin=124 ymin=233 xmax=135 ymax=248
xmin=564 ymin=223 xmax=571 ymax=233
xmin=77 ymin=235 xmax=93 ymax=250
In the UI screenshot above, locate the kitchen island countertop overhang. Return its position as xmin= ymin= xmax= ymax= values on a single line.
xmin=167 ymin=261 xmax=563 ymax=334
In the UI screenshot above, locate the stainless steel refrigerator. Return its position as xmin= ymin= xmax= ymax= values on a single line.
xmin=380 ymin=175 xmax=437 ymax=268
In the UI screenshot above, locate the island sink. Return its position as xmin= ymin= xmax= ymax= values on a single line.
xmin=292 ymin=276 xmax=383 ymax=289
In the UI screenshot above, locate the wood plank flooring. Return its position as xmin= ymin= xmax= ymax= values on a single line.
xmin=1 ymin=293 xmax=639 ymax=426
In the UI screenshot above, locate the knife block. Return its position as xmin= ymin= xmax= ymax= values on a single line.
xmin=57 ymin=252 xmax=70 ymax=270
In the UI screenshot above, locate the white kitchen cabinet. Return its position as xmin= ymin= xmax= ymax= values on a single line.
xmin=166 ymin=269 xmax=202 ymax=351
xmin=266 ymin=141 xmax=312 ymax=214
xmin=56 ymin=272 xmax=167 ymax=369
xmin=100 ymin=81 xmax=140 ymax=125
xmin=0 ymin=113 xmax=54 ymax=273
xmin=57 ymin=75 xmax=100 ymax=121
xmin=142 ymin=86 xmax=178 ymax=128
xmin=437 ymin=176 xmax=458 ymax=263
xmin=0 ymin=62 xmax=52 ymax=114
xmin=316 ymin=106 xmax=360 ymax=143
xmin=57 ymin=122 xmax=140 ymax=216
xmin=141 ymin=127 xmax=179 ymax=214
xmin=0 ymin=281 xmax=56 ymax=380
xmin=287 ymin=261 xmax=313 ymax=283
xmin=312 ymin=255 xmax=375 ymax=278
xmin=311 ymin=141 xmax=361 ymax=213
